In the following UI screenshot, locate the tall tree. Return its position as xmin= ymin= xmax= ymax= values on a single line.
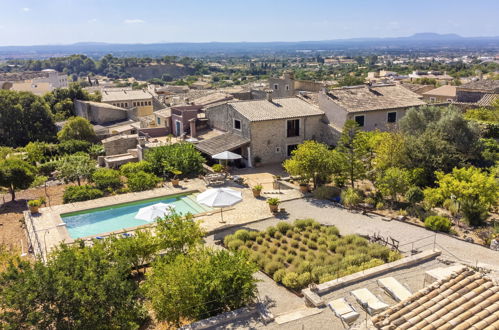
xmin=0 ymin=90 xmax=57 ymax=147
xmin=334 ymin=120 xmax=370 ymax=188
xmin=0 ymin=158 xmax=37 ymax=201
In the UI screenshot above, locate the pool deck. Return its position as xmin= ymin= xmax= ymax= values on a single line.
xmin=26 ymin=178 xmax=302 ymax=261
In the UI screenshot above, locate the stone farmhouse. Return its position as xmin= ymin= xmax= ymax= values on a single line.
xmin=201 ymin=92 xmax=334 ymax=166
xmin=318 ymin=84 xmax=425 ymax=131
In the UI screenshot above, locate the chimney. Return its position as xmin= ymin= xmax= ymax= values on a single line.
xmin=266 ymin=89 xmax=273 ymax=102
xmin=189 ymin=118 xmax=197 ymax=138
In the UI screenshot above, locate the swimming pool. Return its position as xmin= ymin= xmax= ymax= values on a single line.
xmin=61 ymin=193 xmax=212 ymax=239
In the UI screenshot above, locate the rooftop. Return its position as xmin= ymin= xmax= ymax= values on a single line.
xmin=229 ymin=97 xmax=324 ymax=122
xmin=325 ymin=84 xmax=425 ymax=113
xmin=101 ymin=89 xmax=152 ymax=102
xmin=458 ymin=79 xmax=499 ymax=93
xmin=195 ymin=132 xmax=250 ymax=156
xmin=422 ymin=85 xmax=457 ymax=98
xmin=372 ymin=267 xmax=499 ymax=329
xmin=400 ymin=83 xmax=436 ymax=95
xmin=191 ymin=92 xmax=233 ymax=107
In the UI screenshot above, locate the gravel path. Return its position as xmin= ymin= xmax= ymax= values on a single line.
xmin=282 ymin=198 xmax=499 ymax=269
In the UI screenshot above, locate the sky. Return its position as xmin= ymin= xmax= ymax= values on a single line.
xmin=0 ymin=0 xmax=498 ymax=46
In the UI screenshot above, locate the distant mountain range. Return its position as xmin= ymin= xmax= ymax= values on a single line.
xmin=1 ymin=33 xmax=498 ymax=59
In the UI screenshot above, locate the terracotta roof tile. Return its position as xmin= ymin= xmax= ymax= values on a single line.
xmin=229 ymin=97 xmax=324 ymax=122
xmin=372 ymin=268 xmax=499 ymax=330
xmin=325 ymin=84 xmax=425 ymax=113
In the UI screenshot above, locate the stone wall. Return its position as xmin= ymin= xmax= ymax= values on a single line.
xmin=250 ymin=115 xmax=327 ymax=164
xmin=205 ymin=104 xmax=250 ymax=139
xmin=74 ymin=100 xmax=129 ymax=124
xmin=102 ymin=135 xmax=138 ymax=156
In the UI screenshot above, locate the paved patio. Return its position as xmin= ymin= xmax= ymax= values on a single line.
xmin=27 ymin=178 xmax=302 ymax=261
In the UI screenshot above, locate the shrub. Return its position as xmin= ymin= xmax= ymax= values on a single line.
xmin=274 ymin=232 xmax=283 ymax=240
xmin=368 ymin=245 xmax=391 ymax=261
xmin=285 ymin=254 xmax=295 ymax=264
xmin=212 ymin=164 xmax=225 ymax=173
xmin=286 ymin=230 xmax=294 ymax=237
xmin=120 ymin=161 xmax=152 ymax=177
xmin=245 ymin=240 xmax=253 ymax=248
xmin=405 ymin=186 xmax=424 ymax=205
xmin=233 ymin=229 xmax=251 ymax=242
xmin=63 ymin=185 xmax=104 ymax=203
xmin=256 ymin=236 xmax=263 ymax=244
xmin=28 ymin=199 xmax=42 ymax=207
xmin=57 ymin=139 xmax=92 ymax=154
xmin=127 ymin=171 xmax=161 ymax=192
xmin=297 ymin=261 xmax=313 ymax=274
xmin=293 ymin=219 xmax=317 ymax=230
xmin=282 ymin=272 xmax=300 ymax=290
xmin=308 ymin=241 xmax=318 ymax=250
xmin=341 ymin=188 xmax=362 ymax=208
xmin=223 ymin=234 xmax=235 ymax=246
xmin=248 ymin=231 xmax=259 ymax=240
xmin=266 ymin=226 xmax=277 ymax=237
xmin=297 ymin=272 xmax=312 ymax=288
xmin=313 ymin=186 xmax=340 ymax=200
xmin=324 ymin=226 xmax=340 ymax=237
xmin=38 ymin=161 xmax=58 ymax=176
xmin=327 ymin=241 xmax=338 ymax=252
xmin=309 ymin=233 xmax=319 ymax=242
xmin=269 ymin=246 xmax=278 ymax=254
xmin=273 ymin=269 xmax=287 ymax=283
xmin=276 ymin=222 xmax=292 ymax=234
xmin=264 ymin=262 xmax=282 ymax=276
xmin=424 ymin=216 xmax=452 ymax=232
xmin=228 ymin=239 xmax=244 ymax=250
xmin=91 ymin=168 xmax=122 ymax=190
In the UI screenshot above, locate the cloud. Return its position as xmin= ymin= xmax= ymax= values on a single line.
xmin=124 ymin=19 xmax=144 ymax=24
xmin=21 ymin=7 xmax=30 ymax=12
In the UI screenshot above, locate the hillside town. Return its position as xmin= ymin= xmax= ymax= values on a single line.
xmin=1 ymin=2 xmax=499 ymax=329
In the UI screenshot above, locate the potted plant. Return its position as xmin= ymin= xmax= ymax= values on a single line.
xmin=252 ymin=184 xmax=263 ymax=198
xmin=299 ymin=181 xmax=310 ymax=193
xmin=212 ymin=164 xmax=225 ymax=173
xmin=28 ymin=199 xmax=42 ymax=214
xmin=267 ymin=198 xmax=280 ymax=213
xmin=254 ymin=156 xmax=262 ymax=168
xmin=170 ymin=168 xmax=182 ymax=186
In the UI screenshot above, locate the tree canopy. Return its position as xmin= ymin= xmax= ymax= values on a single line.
xmin=283 ymin=140 xmax=335 ymax=187
xmin=0 ymin=90 xmax=57 ymax=147
xmin=57 ymin=116 xmax=97 ymax=142
xmin=0 ymin=158 xmax=37 ymax=200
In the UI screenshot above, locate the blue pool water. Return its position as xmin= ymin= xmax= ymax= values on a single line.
xmin=62 ymin=194 xmax=212 ymax=239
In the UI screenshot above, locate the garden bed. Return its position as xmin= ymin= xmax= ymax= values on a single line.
xmin=223 ymin=219 xmax=401 ymax=292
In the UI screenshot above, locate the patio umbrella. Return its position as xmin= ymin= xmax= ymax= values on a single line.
xmin=212 ymin=150 xmax=243 ymax=170
xmin=135 ymin=203 xmax=175 ymax=222
xmin=212 ymin=151 xmax=243 ymax=161
xmin=196 ymin=188 xmax=242 ymax=223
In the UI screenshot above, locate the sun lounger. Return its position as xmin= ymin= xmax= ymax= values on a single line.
xmin=328 ymin=298 xmax=360 ymax=324
xmin=351 ymin=288 xmax=388 ymax=315
xmin=377 ymin=277 xmax=412 ymax=302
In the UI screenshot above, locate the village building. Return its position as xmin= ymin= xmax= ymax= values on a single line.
xmin=318 ymin=84 xmax=425 ymax=132
xmin=453 ymin=79 xmax=499 ymax=109
xmin=422 ymin=85 xmax=457 ymax=103
xmin=201 ymin=92 xmax=332 ymax=166
xmin=268 ymin=72 xmax=323 ymax=98
xmin=0 ymin=69 xmax=68 ymax=95
xmin=101 ymin=89 xmax=154 ymax=117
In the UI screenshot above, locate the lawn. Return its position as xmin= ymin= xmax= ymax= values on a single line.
xmin=224 ymin=219 xmax=402 ymax=291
